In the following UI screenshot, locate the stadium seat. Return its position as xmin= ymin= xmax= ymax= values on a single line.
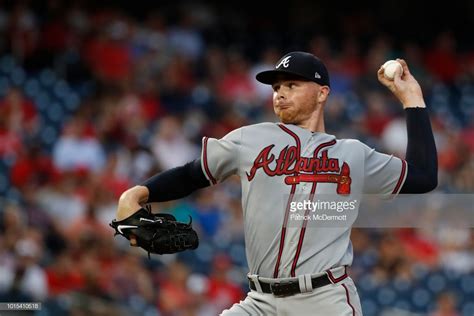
xmin=39 ymin=69 xmax=56 ymax=87
xmin=0 ymin=55 xmax=15 ymax=74
xmin=0 ymin=76 xmax=10 ymax=96
xmin=10 ymin=67 xmax=26 ymax=86
xmin=228 ymin=243 xmax=247 ymax=267
xmin=377 ymin=286 xmax=397 ymax=306
xmin=24 ymin=78 xmax=41 ymax=99
xmin=425 ymin=272 xmax=447 ymax=294
xmin=461 ymin=302 xmax=474 ymax=316
xmin=410 ymin=287 xmax=432 ymax=310
xmin=361 ymin=298 xmax=378 ymax=316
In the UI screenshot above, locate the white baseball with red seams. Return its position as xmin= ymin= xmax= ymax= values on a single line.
xmin=382 ymin=60 xmax=403 ymax=80
xmin=201 ymin=122 xmax=408 ymax=315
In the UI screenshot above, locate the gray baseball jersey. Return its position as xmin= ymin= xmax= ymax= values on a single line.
xmin=201 ymin=122 xmax=407 ymax=279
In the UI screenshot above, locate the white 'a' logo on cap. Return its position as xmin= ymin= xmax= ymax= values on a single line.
xmin=276 ymin=56 xmax=291 ymax=69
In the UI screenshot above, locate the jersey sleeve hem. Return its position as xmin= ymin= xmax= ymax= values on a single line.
xmin=201 ymin=137 xmax=217 ymax=185
xmin=391 ymin=159 xmax=408 ymax=195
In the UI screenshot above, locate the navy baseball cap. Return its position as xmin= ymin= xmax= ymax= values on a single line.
xmin=256 ymin=51 xmax=330 ymax=87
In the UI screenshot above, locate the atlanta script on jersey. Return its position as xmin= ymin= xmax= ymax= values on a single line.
xmin=201 ymin=122 xmax=406 ymax=278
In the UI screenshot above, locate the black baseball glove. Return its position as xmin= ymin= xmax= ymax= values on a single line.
xmin=109 ymin=205 xmax=199 ymax=257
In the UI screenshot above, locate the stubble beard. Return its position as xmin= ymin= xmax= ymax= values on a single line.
xmin=278 ymin=113 xmax=296 ymax=124
xmin=276 ymin=107 xmax=302 ymax=125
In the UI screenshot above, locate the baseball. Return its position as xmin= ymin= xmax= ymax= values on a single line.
xmin=382 ymin=60 xmax=403 ymax=80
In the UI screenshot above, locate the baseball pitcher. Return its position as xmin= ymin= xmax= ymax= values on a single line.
xmin=112 ymin=51 xmax=437 ymax=315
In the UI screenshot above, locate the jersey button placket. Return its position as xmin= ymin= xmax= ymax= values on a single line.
xmin=300 ymin=139 xmax=314 ymax=193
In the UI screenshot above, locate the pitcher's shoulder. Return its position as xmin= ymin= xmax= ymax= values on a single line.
xmin=239 ymin=122 xmax=283 ymax=133
xmin=243 ymin=122 xmax=281 ymax=129
xmin=334 ymin=138 xmax=368 ymax=149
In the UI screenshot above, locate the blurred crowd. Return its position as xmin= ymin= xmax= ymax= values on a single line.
xmin=0 ymin=1 xmax=473 ymax=315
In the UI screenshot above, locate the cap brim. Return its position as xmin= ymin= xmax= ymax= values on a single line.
xmin=256 ymin=69 xmax=310 ymax=85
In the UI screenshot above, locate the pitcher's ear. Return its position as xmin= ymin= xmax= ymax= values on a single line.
xmin=318 ymin=85 xmax=330 ymax=102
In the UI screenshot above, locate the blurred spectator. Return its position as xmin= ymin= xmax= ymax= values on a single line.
xmin=157 ymin=260 xmax=194 ymax=315
xmin=362 ymin=91 xmax=394 ymax=138
xmin=0 ymin=202 xmax=27 ymax=251
xmin=396 ymin=228 xmax=439 ymax=268
xmin=336 ymin=37 xmax=364 ymax=79
xmin=249 ymin=47 xmax=280 ymax=103
xmin=452 ymin=155 xmax=474 ymax=192
xmin=108 ymin=252 xmax=154 ymax=308
xmin=436 ymin=226 xmax=473 ymax=274
xmin=111 ymin=144 xmax=156 ymax=190
xmin=206 ymin=253 xmax=244 ymax=312
xmin=0 ymin=237 xmax=48 ymax=301
xmin=7 ymin=2 xmax=39 ymax=61
xmin=218 ymin=51 xmax=256 ymax=106
xmin=159 ymin=55 xmax=196 ymax=113
xmin=46 ymin=250 xmax=84 ymax=296
xmin=329 ymin=37 xmax=364 ymax=96
xmin=0 ymin=109 xmax=23 ymax=160
xmin=66 ymin=203 xmax=111 ymax=242
xmin=0 ymin=87 xmax=38 ymax=136
xmin=437 ymin=130 xmax=467 ymax=173
xmin=39 ymin=2 xmax=71 ymax=56
xmin=355 ymin=35 xmax=394 ymax=94
xmin=424 ymin=31 xmax=459 ymax=83
xmin=308 ymin=35 xmax=333 ymax=68
xmin=10 ymin=144 xmax=54 ymax=189
xmin=167 ymin=12 xmax=204 ymax=61
xmin=348 ymin=228 xmax=375 ymax=280
xmin=217 ymin=193 xmax=245 ymax=243
xmin=35 ymin=171 xmax=86 ymax=229
xmin=0 ymin=87 xmax=38 ymax=159
xmin=52 ymin=116 xmax=106 ymax=172
xmin=82 ymin=17 xmax=132 ymax=83
xmin=381 ymin=117 xmax=407 ymax=158
xmin=0 ymin=235 xmax=15 ymax=296
xmin=77 ymin=251 xmax=111 ymax=300
xmin=97 ymin=152 xmax=132 ymax=199
xmin=191 ymin=189 xmax=224 ymax=239
xmin=151 ymin=115 xmax=199 ymax=170
xmin=430 ymin=292 xmax=460 ymax=316
xmin=402 ymin=42 xmax=433 ymax=87
xmin=186 ymin=273 xmax=218 ymax=316
xmin=372 ymin=233 xmax=413 ymax=284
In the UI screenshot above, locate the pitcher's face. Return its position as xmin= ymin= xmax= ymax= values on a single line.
xmin=272 ymin=79 xmax=327 ymax=124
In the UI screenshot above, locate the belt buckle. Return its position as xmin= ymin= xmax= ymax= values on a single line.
xmin=271 ymin=281 xmax=293 ymax=298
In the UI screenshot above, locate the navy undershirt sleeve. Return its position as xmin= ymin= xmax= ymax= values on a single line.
xmin=140 ymin=109 xmax=437 ymax=200
xmin=400 ymin=108 xmax=438 ymax=193
xmin=142 ymin=159 xmax=210 ymax=202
